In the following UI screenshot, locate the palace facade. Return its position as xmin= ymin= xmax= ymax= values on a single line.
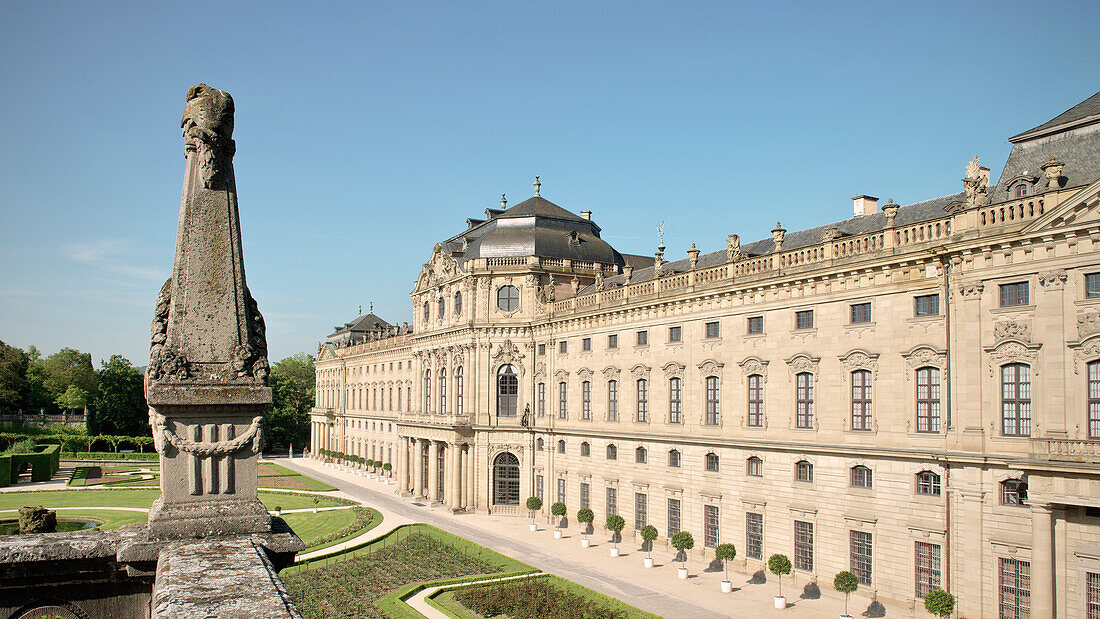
xmin=310 ymin=92 xmax=1100 ymax=617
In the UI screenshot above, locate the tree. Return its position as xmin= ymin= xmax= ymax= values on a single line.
xmin=55 ymin=385 xmax=89 ymax=414
xmin=0 ymin=341 xmax=28 ymax=412
xmin=22 ymin=346 xmax=52 ymax=413
xmin=923 ymin=589 xmax=955 ymax=618
xmin=265 ymin=353 xmax=315 ymax=450
xmin=577 ymin=508 xmax=595 ymax=541
xmin=43 ymin=348 xmax=97 ymax=405
xmin=93 ymin=355 xmax=147 ymax=436
xmin=715 ymin=543 xmax=737 ymax=582
xmin=526 ymin=496 xmax=542 ymax=525
xmin=550 ymin=502 xmax=567 ymax=531
xmin=768 ymin=554 xmax=792 ymax=598
xmin=640 ymin=525 xmax=658 ymax=559
xmin=606 ymin=514 xmax=626 ymax=549
xmin=834 ymin=571 xmax=859 ymax=617
xmin=671 ymin=531 xmax=695 ymax=569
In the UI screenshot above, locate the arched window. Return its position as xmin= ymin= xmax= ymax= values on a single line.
xmin=916 ymin=367 xmax=941 ymax=433
xmin=668 ymin=449 xmax=681 ymax=468
xmin=455 ymin=367 xmax=464 ymax=415
xmin=454 ymin=291 xmax=463 ymax=315
xmin=851 ymin=369 xmax=872 ymax=431
xmin=607 ymin=444 xmax=617 ymax=460
xmin=424 ymin=370 xmax=431 ymax=413
xmin=581 ymin=381 xmax=591 ymax=420
xmin=747 ymin=374 xmax=764 ymax=427
xmin=795 ymin=460 xmax=813 ymax=482
xmin=423 ymin=300 xmax=430 ymax=322
xmin=439 ymin=368 xmax=447 ymax=415
xmin=497 ymin=285 xmax=520 ymax=311
xmin=796 ymin=372 xmax=814 ymax=428
xmin=497 ymin=365 xmax=518 ymax=417
xmin=637 ymin=379 xmax=649 ymax=422
xmin=746 ymin=456 xmax=763 ymax=477
xmin=850 ymin=465 xmax=872 ymax=488
xmin=536 ymin=437 xmax=544 ymax=451
xmin=668 ymin=377 xmax=682 ymax=424
xmin=437 ymin=297 xmax=445 ymax=318
xmin=635 ymin=447 xmax=647 ymax=464
xmin=557 ymin=440 xmax=566 ymax=454
xmin=492 ymin=452 xmax=520 ymax=505
xmin=1001 ymin=478 xmax=1028 ymax=506
xmin=580 ymin=442 xmax=590 ymax=457
xmin=1089 ymin=360 xmax=1100 ymax=438
xmin=705 ymin=452 xmax=719 ymax=472
xmin=705 ymin=376 xmax=720 ymax=425
xmin=607 ymin=379 xmax=619 ymax=421
xmin=1001 ymin=363 xmax=1031 ymax=436
xmin=916 ymin=471 xmax=941 ymax=496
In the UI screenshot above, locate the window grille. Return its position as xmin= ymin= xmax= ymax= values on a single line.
xmin=634 ymin=493 xmax=647 ymax=530
xmin=704 ymin=505 xmax=720 ymax=548
xmin=667 ymin=498 xmax=681 ymax=536
xmin=746 ymin=512 xmax=763 ymax=559
xmin=794 ymin=521 xmax=814 ymax=571
xmin=999 ymin=557 xmax=1031 ymax=619
xmin=915 ymin=541 xmax=941 ymax=598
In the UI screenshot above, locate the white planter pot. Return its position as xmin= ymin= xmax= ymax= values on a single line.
xmin=721 ymin=580 xmax=732 ymax=593
xmin=274 ymin=511 xmax=281 ymax=517
xmin=529 ymin=524 xmax=537 ymax=532
xmin=610 ymin=547 xmax=619 ymax=557
xmin=643 ymin=557 xmax=654 ymax=568
xmin=677 ymin=567 xmax=688 ymax=580
xmin=312 ymin=508 xmax=318 ymax=513
xmin=554 ymin=529 xmax=562 ymax=539
xmin=581 ymin=538 xmax=591 ymax=548
xmin=840 ymin=615 xmax=853 ymax=619
xmin=774 ymin=595 xmax=786 ymax=609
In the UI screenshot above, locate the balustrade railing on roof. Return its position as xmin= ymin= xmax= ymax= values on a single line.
xmin=978 ymin=198 xmax=1044 ymax=229
xmin=340 ymin=334 xmax=410 ymax=356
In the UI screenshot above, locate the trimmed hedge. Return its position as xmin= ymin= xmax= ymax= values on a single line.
xmin=1 ymin=444 xmax=61 ymax=486
xmin=62 ymin=452 xmax=159 ymax=461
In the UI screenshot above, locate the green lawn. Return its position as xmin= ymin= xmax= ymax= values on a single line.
xmin=282 ymin=509 xmax=356 ymax=544
xmin=259 ymin=491 xmax=350 ymax=511
xmin=0 ymin=508 xmax=148 ymax=531
xmin=429 ymin=574 xmax=662 ymax=619
xmin=0 ymin=489 xmax=348 ymax=512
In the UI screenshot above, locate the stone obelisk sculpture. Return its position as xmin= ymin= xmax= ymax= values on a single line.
xmin=145 ymin=83 xmax=273 ymax=539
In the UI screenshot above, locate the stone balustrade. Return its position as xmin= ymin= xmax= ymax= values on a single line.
xmin=1031 ymin=438 xmax=1100 ymax=463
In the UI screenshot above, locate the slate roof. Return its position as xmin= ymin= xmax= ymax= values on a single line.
xmin=331 ymin=313 xmax=391 ymax=336
xmin=1010 ymin=91 xmax=1100 ymax=142
xmin=496 ymin=196 xmax=593 ymax=224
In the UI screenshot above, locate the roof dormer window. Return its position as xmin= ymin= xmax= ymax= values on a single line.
xmin=1015 ymin=184 xmax=1028 ymax=198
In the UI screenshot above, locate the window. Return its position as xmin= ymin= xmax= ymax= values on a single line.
xmin=580 ymin=441 xmax=590 ymax=457
xmin=795 ymin=309 xmax=814 ymax=329
xmin=581 ymin=381 xmax=591 ymax=420
xmin=438 ymin=297 xmax=445 ymax=318
xmin=705 ymin=376 xmax=720 ymax=425
xmin=915 ymin=541 xmax=941 ymax=598
xmin=423 ymin=300 xmax=430 ymax=322
xmin=558 ymin=381 xmax=567 ymax=419
xmin=1087 ymin=571 xmax=1100 ymax=619
xmin=746 ymin=513 xmax=763 ymax=560
xmin=669 ymin=326 xmax=682 ymax=342
xmin=439 ymin=368 xmax=447 ymax=415
xmin=668 ymin=498 xmax=681 ymax=536
xmin=608 ymin=334 xmax=618 ymax=349
xmin=635 ymin=446 xmax=647 ymax=464
xmin=796 ymin=372 xmax=814 ymax=428
xmin=747 ymin=456 xmax=763 ymax=477
xmin=916 ymin=367 xmax=941 ymax=433
xmin=850 ymin=531 xmax=872 ymax=586
xmin=850 ymin=302 xmax=871 ymax=324
xmin=747 ymin=316 xmax=764 ymax=334
xmin=535 ymin=474 xmax=544 ymax=503
xmin=606 ymin=444 xmax=617 ymax=460
xmin=747 ymin=374 xmax=764 ymax=427
xmin=497 ymin=285 xmax=520 ymax=311
xmin=705 ymin=452 xmax=719 ymax=472
xmin=636 ymin=330 xmax=648 ymax=346
xmin=636 ymin=379 xmax=648 ymax=422
xmin=557 ymin=478 xmax=566 ymax=505
xmin=668 ymin=449 xmax=681 ymax=468
xmin=999 ymin=558 xmax=1031 ymax=618
xmin=1088 ymin=273 xmax=1100 ymax=298
xmin=454 ymin=291 xmax=462 ymax=315
xmin=582 ymin=337 xmax=591 ymax=351
xmin=1000 ymin=282 xmax=1030 ymax=307
xmin=1015 ymin=183 xmax=1028 ymax=198
xmin=704 ymin=505 xmax=720 ymax=548
xmin=538 ymin=343 xmax=545 ymax=356
xmin=916 ymin=471 xmax=941 ymax=496
xmin=559 ymin=341 xmax=568 ymax=354
xmin=634 ymin=493 xmax=647 ymax=529
xmin=1091 ymin=361 xmax=1100 ymax=438
xmin=1000 ymin=478 xmax=1028 ymax=506
xmin=497 ymin=365 xmax=518 ymax=417
xmin=851 ymin=465 xmax=872 ymax=489
xmin=536 ymin=437 xmax=544 ymax=451
xmin=705 ymin=321 xmax=720 ymax=339
xmin=608 ymin=380 xmax=618 ymax=421
xmin=1002 ymin=363 xmax=1032 ymax=436
xmin=606 ymin=487 xmax=617 ymax=518
xmin=795 ymin=460 xmax=813 ymax=483
xmin=580 ymin=482 xmax=590 ymax=509
xmin=851 ymin=369 xmax=872 ymax=431
xmin=557 ymin=440 xmax=566 ymax=454
xmin=537 ymin=382 xmax=545 ymax=417
xmin=668 ymin=377 xmax=682 ymax=424
xmin=424 ymin=370 xmax=431 ymax=412
xmin=794 ymin=521 xmax=814 ymax=571
xmin=915 ymin=294 xmax=940 ymax=317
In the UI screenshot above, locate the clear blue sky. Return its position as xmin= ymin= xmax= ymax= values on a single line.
xmin=1 ymin=1 xmax=1097 ymax=367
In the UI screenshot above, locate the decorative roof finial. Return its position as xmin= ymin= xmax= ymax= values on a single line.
xmin=501 ymin=193 xmax=507 ymax=209
xmin=656 ymin=221 xmax=666 ymax=253
xmin=359 ymin=305 xmax=362 ymax=316
xmin=533 ymin=176 xmax=541 ymax=196
xmin=369 ymin=301 xmax=373 ymax=313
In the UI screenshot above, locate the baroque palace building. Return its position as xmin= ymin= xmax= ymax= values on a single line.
xmin=311 ymin=92 xmax=1100 ymax=617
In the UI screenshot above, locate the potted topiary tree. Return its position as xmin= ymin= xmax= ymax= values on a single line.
xmin=606 ymin=515 xmax=626 ymax=557
xmin=923 ymin=588 xmax=955 ymax=618
xmin=274 ymin=505 xmax=282 ymax=517
xmin=551 ymin=502 xmax=567 ymax=539
xmin=640 ymin=525 xmax=658 ymax=568
xmin=834 ymin=571 xmax=859 ymax=618
xmin=768 ymin=554 xmax=792 ymax=609
xmin=671 ymin=531 xmax=694 ymax=579
xmin=577 ymin=508 xmax=595 ymax=548
xmin=715 ymin=543 xmax=737 ymax=593
xmin=365 ymin=458 xmax=374 ymax=477
xmin=526 ymin=496 xmax=542 ymax=532
xmin=311 ymin=496 xmax=320 ymax=514
xmin=382 ymin=462 xmax=392 ymax=483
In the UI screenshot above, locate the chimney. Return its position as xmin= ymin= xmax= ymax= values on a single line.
xmin=852 ymin=195 xmax=879 ymax=217
xmin=580 ymin=210 xmax=592 ymax=221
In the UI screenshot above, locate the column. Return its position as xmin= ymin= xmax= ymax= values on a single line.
xmin=466 ymin=443 xmax=475 ymax=511
xmin=448 ymin=443 xmax=461 ymax=510
xmin=428 ymin=440 xmax=440 ymax=503
xmin=1031 ymin=503 xmax=1054 ymax=615
xmin=460 ymin=444 xmax=469 ymax=510
xmin=398 ymin=437 xmax=410 ymax=494
xmin=412 ymin=439 xmax=424 ymax=498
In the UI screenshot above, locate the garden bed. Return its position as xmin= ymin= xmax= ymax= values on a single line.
xmin=432 ymin=574 xmax=661 ymax=619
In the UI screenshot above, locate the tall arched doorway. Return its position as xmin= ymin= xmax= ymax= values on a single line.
xmin=497 ymin=364 xmax=518 ymax=417
xmin=492 ymin=452 xmax=520 ymax=506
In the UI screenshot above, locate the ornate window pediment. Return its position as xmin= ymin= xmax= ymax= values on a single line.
xmin=602 ymin=366 xmax=621 ymax=380
xmin=662 ymin=362 xmax=685 ymax=379
xmin=415 ymin=243 xmax=462 ymax=292
xmin=491 ymin=339 xmax=525 ymax=374
xmin=697 ymin=359 xmax=724 ymax=378
xmin=902 ymin=345 xmax=947 ymax=380
xmin=534 ymin=362 xmax=546 ymax=379
xmin=839 ymin=349 xmax=879 ymax=378
xmin=785 ymin=353 xmax=820 ymax=380
xmin=739 ymin=356 xmax=769 ymax=380
xmin=1077 ymin=311 xmax=1100 ymax=341
xmin=630 ymin=364 xmax=652 ymax=380
xmin=985 ymin=340 xmax=1041 ymax=377
xmin=554 ymin=369 xmax=570 ymax=380
xmin=1070 ymin=334 xmax=1100 ymax=374
xmin=577 ymin=367 xmax=593 ymax=381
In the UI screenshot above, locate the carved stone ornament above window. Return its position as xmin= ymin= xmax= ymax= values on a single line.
xmin=994 ymin=320 xmax=1032 ymax=344
xmin=602 ymin=366 xmax=621 ymax=380
xmin=697 ymin=359 xmax=724 ymax=378
xmin=631 ymin=364 xmax=652 ymax=380
xmin=534 ymin=362 xmax=546 ymax=379
xmin=491 ymin=339 xmax=525 ymax=374
xmin=839 ymin=349 xmax=879 ymax=378
xmin=1070 ymin=335 xmax=1100 ymax=374
xmin=662 ymin=362 xmax=685 ymax=379
xmin=738 ymin=356 xmax=769 ymax=380
xmin=577 ymin=367 xmax=593 ymax=381
xmin=1038 ymin=269 xmax=1067 ymax=290
xmin=417 ymin=243 xmax=461 ymax=291
xmin=902 ymin=345 xmax=948 ymax=380
xmin=524 ymin=274 xmax=538 ymax=288
xmin=985 ymin=340 xmax=1040 ymax=377
xmin=1078 ymin=312 xmax=1100 ymax=340
xmin=554 ymin=369 xmax=570 ymax=381
xmin=956 ymin=279 xmax=984 ymax=299
xmin=785 ymin=353 xmax=820 ymax=380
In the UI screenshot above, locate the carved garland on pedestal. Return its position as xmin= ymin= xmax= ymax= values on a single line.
xmin=151 ymin=413 xmax=264 ymax=455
